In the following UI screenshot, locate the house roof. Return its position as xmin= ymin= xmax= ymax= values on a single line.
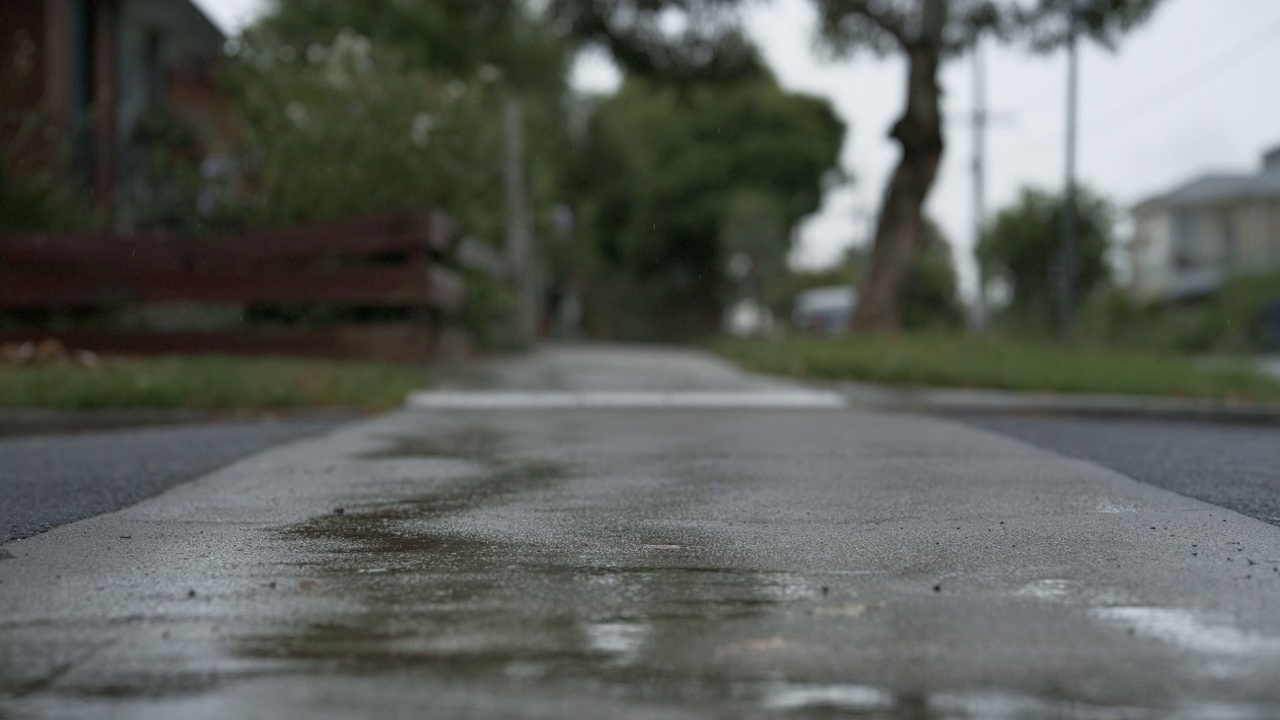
xmin=1136 ymin=160 xmax=1280 ymax=212
xmin=128 ymin=0 xmax=227 ymax=71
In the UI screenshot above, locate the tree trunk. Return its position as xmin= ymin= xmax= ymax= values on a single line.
xmin=850 ymin=45 xmax=946 ymax=332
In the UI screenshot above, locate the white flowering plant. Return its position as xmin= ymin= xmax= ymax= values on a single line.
xmin=222 ymin=28 xmax=509 ymax=244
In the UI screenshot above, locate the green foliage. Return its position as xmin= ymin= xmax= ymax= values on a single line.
xmin=455 ymin=268 xmax=522 ymax=352
xmin=0 ymin=163 xmax=94 ymax=232
xmin=262 ymin=0 xmax=569 ymax=93
xmin=902 ymin=220 xmax=964 ymax=331
xmin=720 ymin=189 xmax=790 ymax=294
xmin=226 ymin=30 xmax=497 ymax=233
xmin=0 ymin=108 xmax=97 ymax=232
xmin=1082 ymin=272 xmax=1280 ymax=354
xmin=710 ymin=334 xmax=1280 ymax=402
xmin=557 ymin=1 xmax=1166 ymax=331
xmin=0 ymin=355 xmax=429 ymax=410
xmin=121 ymin=107 xmax=236 ymax=233
xmin=572 ymin=76 xmax=845 ymax=339
xmin=215 ymin=3 xmax=587 ymax=346
xmin=549 ymin=0 xmax=768 ymax=85
xmin=978 ymin=186 xmax=1113 ymax=334
xmin=230 ymin=2 xmax=574 ymax=244
xmin=1194 ymin=271 xmax=1280 ymax=353
xmin=811 ymin=0 xmax=1167 ymax=58
xmin=554 ymin=0 xmax=1166 ymax=77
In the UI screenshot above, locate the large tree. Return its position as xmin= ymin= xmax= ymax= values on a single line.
xmin=551 ymin=0 xmax=1165 ymax=330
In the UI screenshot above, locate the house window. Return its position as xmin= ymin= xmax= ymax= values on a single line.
xmin=1221 ymin=213 xmax=1236 ymax=267
xmin=1173 ymin=208 xmax=1196 ymax=269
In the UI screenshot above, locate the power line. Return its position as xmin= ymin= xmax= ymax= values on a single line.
xmin=1014 ymin=14 xmax=1280 ymax=153
xmin=1083 ymin=14 xmax=1280 ymax=137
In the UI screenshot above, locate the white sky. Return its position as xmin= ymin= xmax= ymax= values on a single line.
xmin=194 ymin=0 xmax=1280 ymax=297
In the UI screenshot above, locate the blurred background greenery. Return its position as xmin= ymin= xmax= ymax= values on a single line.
xmin=4 ymin=0 xmax=1278 ymax=367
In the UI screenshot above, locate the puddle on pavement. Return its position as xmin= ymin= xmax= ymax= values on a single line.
xmin=752 ymin=685 xmax=1280 ymax=719
xmin=282 ymin=459 xmax=565 ymax=556
xmin=555 ymin=564 xmax=819 ymax=622
xmin=1091 ymin=606 xmax=1280 ymax=658
xmin=764 ymin=683 xmax=896 ymax=713
xmin=357 ymin=426 xmax=504 ymax=462
xmin=226 ymin=437 xmax=854 ymax=708
xmin=1013 ymin=579 xmax=1074 ymax=602
xmin=922 ymin=690 xmax=1279 ymax=720
xmin=1010 ymin=576 xmax=1280 ymax=672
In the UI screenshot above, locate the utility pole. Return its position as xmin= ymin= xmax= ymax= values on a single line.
xmin=504 ymin=94 xmax=539 ymax=345
xmin=971 ymin=39 xmax=989 ymax=332
xmin=1057 ymin=3 xmax=1081 ymax=339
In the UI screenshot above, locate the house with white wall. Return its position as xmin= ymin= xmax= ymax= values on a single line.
xmin=1130 ymin=146 xmax=1280 ymax=302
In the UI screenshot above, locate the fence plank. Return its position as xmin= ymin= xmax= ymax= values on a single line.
xmin=0 ymin=265 xmax=434 ymax=307
xmin=0 ymin=233 xmax=190 ymax=273
xmin=0 ymin=215 xmax=439 ymax=271
xmin=0 ymin=213 xmax=478 ymax=360
xmin=198 ymin=216 xmax=427 ymax=266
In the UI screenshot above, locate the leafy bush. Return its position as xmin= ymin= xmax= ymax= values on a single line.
xmin=1077 ymin=272 xmax=1280 ymax=354
xmin=225 ymin=29 xmax=507 ymax=241
xmin=0 ymin=114 xmax=97 ymax=232
xmin=978 ymin=186 xmax=1113 ymax=335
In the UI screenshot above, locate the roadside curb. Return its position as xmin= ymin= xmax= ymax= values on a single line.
xmin=837 ymin=381 xmax=1280 ymax=425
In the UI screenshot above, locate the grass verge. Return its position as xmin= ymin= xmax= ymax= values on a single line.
xmin=709 ymin=334 xmax=1280 ymax=402
xmin=0 ymin=355 xmax=430 ymax=410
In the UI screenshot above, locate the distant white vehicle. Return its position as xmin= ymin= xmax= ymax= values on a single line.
xmin=792 ymin=286 xmax=856 ymax=334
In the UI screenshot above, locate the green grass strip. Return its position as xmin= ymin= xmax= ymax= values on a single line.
xmin=0 ymin=355 xmax=430 ymax=410
xmin=709 ymin=334 xmax=1280 ymax=402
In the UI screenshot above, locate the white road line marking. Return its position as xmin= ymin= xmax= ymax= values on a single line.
xmin=405 ymin=390 xmax=846 ymax=410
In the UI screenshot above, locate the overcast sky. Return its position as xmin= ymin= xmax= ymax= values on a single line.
xmin=194 ymin=0 xmax=1280 ymax=296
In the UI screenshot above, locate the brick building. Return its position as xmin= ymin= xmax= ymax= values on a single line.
xmin=1 ymin=0 xmax=226 ymax=218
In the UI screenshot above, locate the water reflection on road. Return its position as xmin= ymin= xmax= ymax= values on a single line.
xmin=220 ymin=427 xmax=1280 ymax=719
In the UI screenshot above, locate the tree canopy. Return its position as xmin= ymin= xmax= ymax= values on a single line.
xmin=570 ymin=75 xmax=845 ymax=339
xmin=260 ymin=0 xmax=570 ymax=93
xmin=901 ymin=220 xmax=964 ymax=331
xmin=978 ymin=185 xmax=1113 ymax=333
xmin=551 ymin=0 xmax=1166 ymax=331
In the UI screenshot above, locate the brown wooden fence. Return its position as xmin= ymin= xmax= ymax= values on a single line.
xmin=0 ymin=214 xmax=484 ymax=361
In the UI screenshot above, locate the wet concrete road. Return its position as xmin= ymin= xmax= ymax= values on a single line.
xmin=3 ymin=348 xmax=1280 ymax=719
xmin=1 ymin=419 xmax=345 ymax=543
xmin=948 ymin=413 xmax=1280 ymax=528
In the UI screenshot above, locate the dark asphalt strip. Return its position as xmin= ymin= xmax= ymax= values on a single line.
xmin=948 ymin=412 xmax=1280 ymax=527
xmin=0 ymin=420 xmax=344 ymax=544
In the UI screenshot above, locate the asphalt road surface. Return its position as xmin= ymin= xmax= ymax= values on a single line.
xmin=1 ymin=420 xmax=344 ymax=543
xmin=3 ymin=347 xmax=1279 ymax=719
xmin=949 ymin=413 xmax=1280 ymax=528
